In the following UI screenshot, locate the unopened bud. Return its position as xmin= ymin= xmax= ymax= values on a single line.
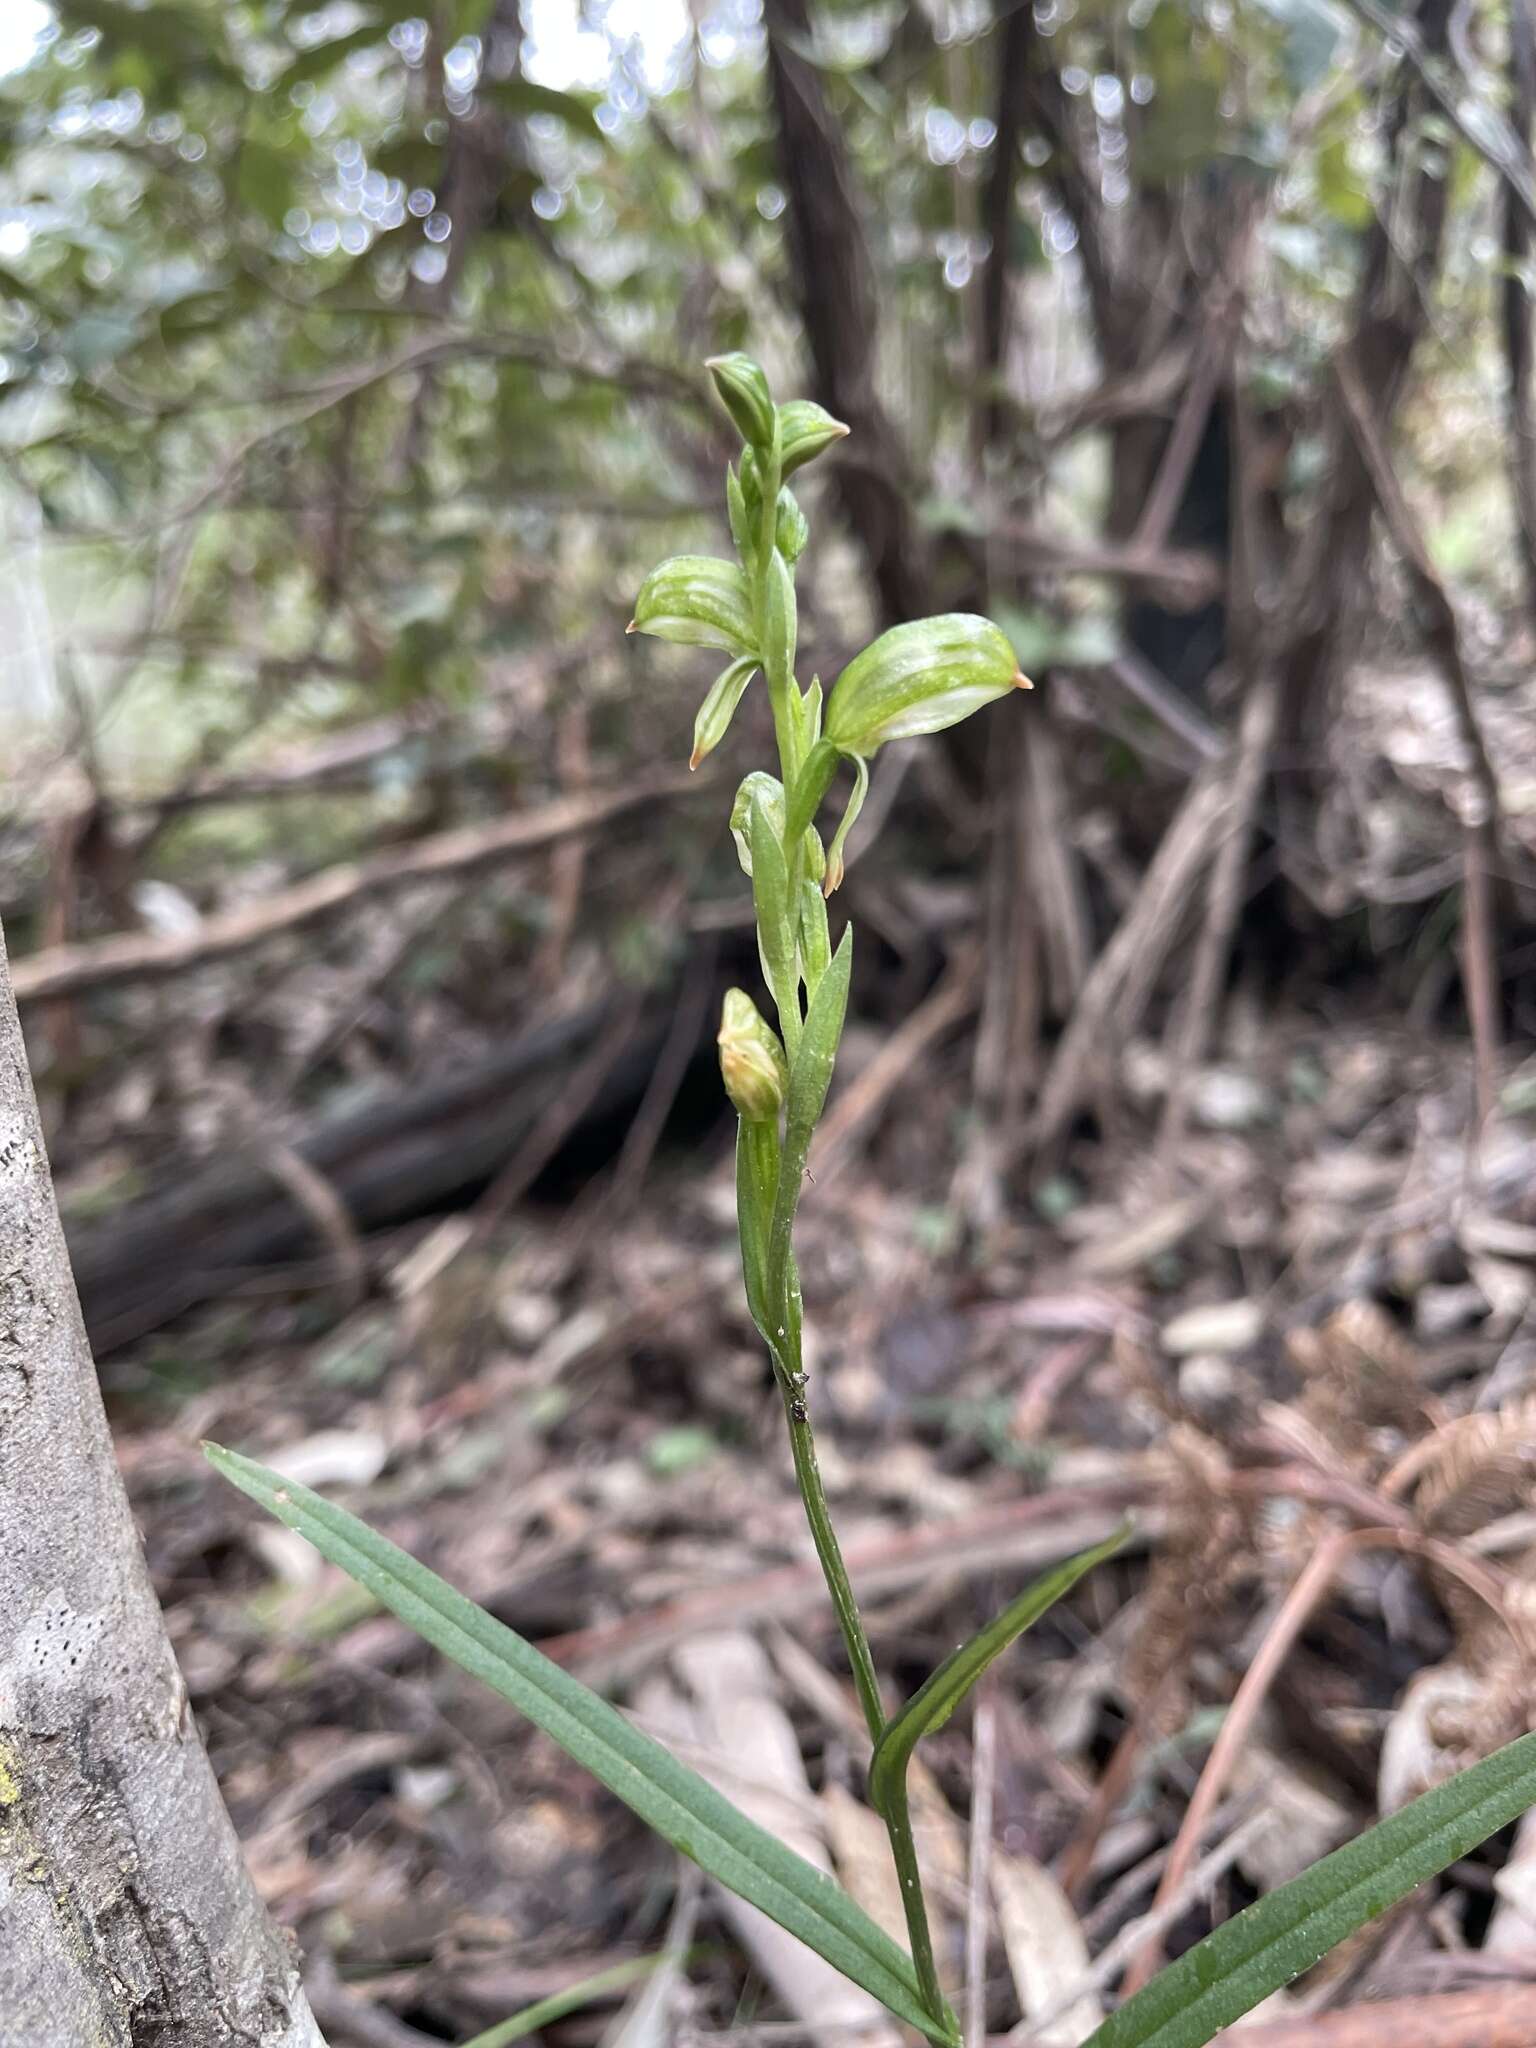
xmin=778 ymin=399 xmax=850 ymax=477
xmin=718 ymin=989 xmax=789 ymax=1122
xmin=706 ymin=353 xmax=776 ymax=450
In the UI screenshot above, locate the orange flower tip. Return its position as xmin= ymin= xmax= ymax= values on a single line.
xmin=624 ymin=619 xmax=637 ymax=634
xmin=688 ymin=749 xmax=702 ymax=771
xmin=1013 ymin=669 xmax=1034 ymax=690
xmin=822 ymin=860 xmax=844 ymax=898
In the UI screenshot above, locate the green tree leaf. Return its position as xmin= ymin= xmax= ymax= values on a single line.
xmin=280 ymin=23 xmax=392 ymax=90
xmin=234 ymin=137 xmax=294 ymax=230
xmin=205 ymin=1444 xmax=956 ymax=2048
xmin=479 ymin=77 xmax=606 ymax=140
xmin=1085 ymin=1729 xmax=1536 ymax=2048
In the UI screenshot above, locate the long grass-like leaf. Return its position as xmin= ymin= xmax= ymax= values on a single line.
xmin=206 ymin=1444 xmax=954 ymax=2047
xmin=1085 ymin=1728 xmax=1536 ymax=2048
xmin=458 ymin=1955 xmax=666 ymax=2048
xmin=869 ymin=1530 xmax=1129 ymax=1824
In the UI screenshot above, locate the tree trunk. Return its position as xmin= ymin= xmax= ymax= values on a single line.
xmin=763 ymin=0 xmax=933 ymax=624
xmin=0 ymin=920 xmax=324 ymax=2047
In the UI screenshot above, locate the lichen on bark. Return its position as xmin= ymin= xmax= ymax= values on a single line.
xmin=0 ymin=923 xmax=326 ymax=2048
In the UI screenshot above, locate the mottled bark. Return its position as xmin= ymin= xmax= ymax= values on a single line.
xmin=0 ymin=920 xmax=324 ymax=2048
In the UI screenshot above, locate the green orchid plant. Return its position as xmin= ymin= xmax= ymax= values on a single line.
xmin=210 ymin=353 xmax=1536 ymax=2048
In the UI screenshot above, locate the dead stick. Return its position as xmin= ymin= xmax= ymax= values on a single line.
xmin=1118 ymin=1523 xmax=1356 ymax=1994
xmin=1157 ymin=666 xmax=1281 ymax=1159
xmin=965 ymin=1690 xmax=999 ymax=2048
xmin=1122 ymin=1517 xmax=1519 ymax=1995
xmin=541 ymin=1484 xmax=1156 ymax=1682
xmin=1210 ymin=1982 xmax=1536 ymax=2047
xmin=11 ymin=771 xmax=702 ymax=1004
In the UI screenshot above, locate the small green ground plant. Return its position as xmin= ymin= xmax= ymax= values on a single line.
xmin=211 ymin=355 xmax=1536 ymax=2047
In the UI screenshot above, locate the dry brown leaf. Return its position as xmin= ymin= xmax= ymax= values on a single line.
xmin=992 ymin=1851 xmax=1102 ymax=2045
xmin=645 ymin=1632 xmax=904 ymax=2046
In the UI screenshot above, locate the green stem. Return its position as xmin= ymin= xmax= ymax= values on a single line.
xmin=874 ymin=1769 xmax=949 ymax=2029
xmin=776 ymin=1376 xmax=884 ymax=1746
xmin=754 ymin=440 xmax=801 ymax=788
xmin=775 ymin=1333 xmax=951 ymax=2033
xmin=736 ymin=408 xmax=950 ymax=2038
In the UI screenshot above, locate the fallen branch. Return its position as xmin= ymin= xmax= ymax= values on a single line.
xmin=12 ymin=770 xmax=701 ymax=1005
xmin=1157 ymin=666 xmax=1282 ymax=1158
xmin=67 ymin=994 xmax=691 ymax=1350
xmin=541 ymin=1482 xmax=1157 ymax=1683
xmin=1211 ymin=1982 xmax=1536 ymax=2047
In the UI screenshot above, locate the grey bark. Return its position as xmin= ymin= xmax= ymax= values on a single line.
xmin=0 ymin=920 xmax=324 ymax=2047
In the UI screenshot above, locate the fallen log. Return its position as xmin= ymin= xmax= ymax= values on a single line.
xmin=67 ymin=989 xmax=722 ymax=1353
xmin=13 ymin=769 xmax=702 ymax=1006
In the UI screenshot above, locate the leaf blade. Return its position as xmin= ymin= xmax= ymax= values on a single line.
xmin=205 ymin=1445 xmax=953 ymax=2047
xmin=869 ymin=1530 xmax=1129 ymax=1823
xmin=766 ymin=925 xmax=851 ymax=1316
xmin=1085 ymin=1729 xmax=1536 ymax=2048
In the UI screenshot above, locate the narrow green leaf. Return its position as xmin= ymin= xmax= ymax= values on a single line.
xmin=458 ymin=1955 xmax=665 ymax=2048
xmin=766 ymin=926 xmax=851 ymax=1318
xmin=799 ymin=879 xmax=832 ymax=998
xmin=748 ymin=792 xmax=800 ymax=1056
xmin=727 ymin=465 xmax=754 ymax=566
xmin=205 ymin=1445 xmax=953 ymax=2047
xmin=784 ymin=738 xmax=839 ymax=848
xmin=795 ymin=677 xmax=823 ymax=757
xmin=870 ymin=1530 xmax=1130 ymax=1826
xmin=762 ymin=545 xmax=798 ymax=685
xmin=1086 ymin=1728 xmax=1536 ymax=2048
xmin=736 ymin=1115 xmax=779 ymax=1346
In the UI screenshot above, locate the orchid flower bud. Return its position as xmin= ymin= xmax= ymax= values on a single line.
xmin=706 ymin=352 xmax=776 ymax=450
xmin=778 ymin=399 xmax=850 ymax=477
xmin=629 ymin=555 xmax=757 ymax=656
xmin=718 ymin=988 xmax=789 ymax=1123
xmin=730 ymin=771 xmax=785 ymax=878
xmin=691 ymin=656 xmax=759 ymax=770
xmin=775 ymin=487 xmax=809 ymax=564
xmin=824 ymin=614 xmax=1028 ymax=755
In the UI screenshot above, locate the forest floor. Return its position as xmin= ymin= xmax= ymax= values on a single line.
xmin=14 ymin=629 xmax=1536 ymax=2043
xmin=97 ymin=979 xmax=1536 ymax=2047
